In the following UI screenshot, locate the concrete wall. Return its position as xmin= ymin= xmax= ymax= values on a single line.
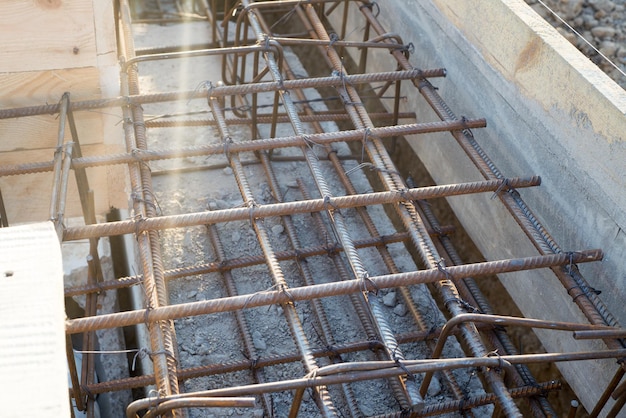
xmin=330 ymin=0 xmax=625 ymax=413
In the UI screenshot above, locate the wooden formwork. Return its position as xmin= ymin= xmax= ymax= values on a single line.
xmin=0 ymin=0 xmax=127 ymax=224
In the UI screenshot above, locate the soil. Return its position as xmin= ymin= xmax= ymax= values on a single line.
xmin=525 ymin=0 xmax=626 ymax=89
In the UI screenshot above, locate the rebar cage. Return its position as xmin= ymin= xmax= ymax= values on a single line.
xmin=1 ymin=1 xmax=625 ymax=417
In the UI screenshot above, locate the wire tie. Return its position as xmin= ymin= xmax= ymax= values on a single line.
xmin=491 ymin=178 xmax=510 ymax=199
xmin=246 ymin=199 xmax=258 ymax=223
xmin=294 ymin=248 xmax=306 ymax=262
xmin=392 ymin=351 xmax=415 ymax=382
xmin=325 ymin=242 xmax=339 ymax=257
xmin=436 ymin=258 xmax=451 ymax=280
xmin=305 ymin=367 xmax=319 ymax=381
xmin=400 ymin=42 xmax=415 ymax=55
xmin=278 ymin=283 xmax=296 ymax=305
xmin=131 ymin=347 xmax=150 ymax=371
xmin=486 ymin=349 xmax=504 ymax=372
xmin=360 ymin=271 xmax=379 ymax=295
xmin=243 ymin=284 xmax=281 ymax=310
xmin=359 ymin=1 xmax=380 ymax=17
xmin=327 ymin=32 xmax=339 ymax=50
xmin=223 ymin=137 xmax=233 ymax=162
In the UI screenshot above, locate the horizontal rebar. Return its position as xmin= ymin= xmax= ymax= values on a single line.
xmin=0 ymin=118 xmax=486 ymax=177
xmin=62 ymin=177 xmax=539 ymax=241
xmin=65 ymin=249 xmax=601 ymax=334
xmin=125 ymin=349 xmax=626 ymax=418
xmin=0 ymin=69 xmax=441 ymax=120
xmin=372 ymin=381 xmax=563 ymax=417
xmin=143 ymin=111 xmax=417 ymax=128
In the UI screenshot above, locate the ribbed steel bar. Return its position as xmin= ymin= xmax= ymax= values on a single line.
xmin=405 ymin=172 xmax=554 ymax=417
xmin=65 ymin=250 xmax=601 ymax=334
xmin=371 ymin=381 xmax=563 ymax=417
xmin=125 ymin=349 xmax=626 ymax=418
xmin=119 ymin=0 xmax=181 ymax=407
xmin=62 ymin=177 xmax=539 ymax=241
xmin=303 ymin=4 xmax=522 ymax=415
xmin=357 ymin=0 xmax=623 ymax=363
xmin=72 ymin=325 xmax=553 ymax=396
xmin=64 ymin=231 xmax=420 ymax=297
xmin=125 ymin=356 xmax=516 ymax=418
xmin=143 ymin=111 xmax=416 ymax=128
xmin=136 ymin=397 xmax=257 ymax=418
xmin=209 ymin=96 xmax=338 ymax=417
xmin=297 ymin=180 xmax=415 ymax=411
xmin=205 ymin=221 xmax=273 ymax=416
xmin=259 ymin=153 xmax=362 ymax=417
xmin=0 ymin=119 xmax=485 ymax=177
xmin=0 ymin=69 xmax=438 ymax=120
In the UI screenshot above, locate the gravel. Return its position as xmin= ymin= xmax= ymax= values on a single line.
xmin=525 ymin=0 xmax=626 ymax=89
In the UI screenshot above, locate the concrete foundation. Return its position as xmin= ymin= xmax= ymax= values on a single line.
xmin=330 ymin=0 xmax=625 ymax=413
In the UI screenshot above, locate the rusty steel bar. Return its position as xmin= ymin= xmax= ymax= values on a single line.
xmin=303 ymin=3 xmax=522 ymax=415
xmin=62 ymin=177 xmax=539 ymax=241
xmin=125 ymin=356 xmax=517 ymax=418
xmin=65 ymin=250 xmax=601 ymax=335
xmin=0 ymin=68 xmax=439 ymax=120
xmin=72 ymin=325 xmax=561 ymax=397
xmin=49 ymin=93 xmax=70 ymax=232
xmin=205 ymin=222 xmax=274 ymax=417
xmin=119 ymin=0 xmax=182 ymax=407
xmin=64 ymin=231 xmax=419 ymax=297
xmin=371 ymin=381 xmax=563 ymax=417
xmin=124 ymin=349 xmax=626 ymax=418
xmin=143 ymin=111 xmax=417 ymax=128
xmin=590 ymin=367 xmax=625 ymax=417
xmin=573 ymin=329 xmax=626 ymax=340
xmin=121 ymin=43 xmax=282 ymax=72
xmin=136 ymin=397 xmax=257 ymax=418
xmin=421 ymin=313 xmax=624 ymax=397
xmin=0 ymin=118 xmax=485 ymax=177
xmin=210 ymin=95 xmax=339 ymax=416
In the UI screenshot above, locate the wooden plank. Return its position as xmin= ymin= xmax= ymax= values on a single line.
xmin=0 ymin=67 xmax=102 ymax=108
xmin=0 ymin=222 xmax=69 ymax=418
xmin=0 ymin=0 xmax=96 ymax=73
xmin=0 ymin=112 xmax=104 ymax=152
xmin=93 ymin=0 xmax=118 ymax=68
xmin=0 ymin=144 xmax=128 ymax=224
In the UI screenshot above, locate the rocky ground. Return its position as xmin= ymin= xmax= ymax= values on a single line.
xmin=525 ymin=0 xmax=626 ymax=89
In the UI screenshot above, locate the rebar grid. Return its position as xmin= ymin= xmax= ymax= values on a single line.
xmin=0 ymin=1 xmax=623 ymax=417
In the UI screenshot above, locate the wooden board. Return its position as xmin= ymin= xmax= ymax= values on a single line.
xmin=0 ymin=0 xmax=97 ymax=73
xmin=0 ymin=144 xmax=128 ymax=224
xmin=0 ymin=222 xmax=69 ymax=418
xmin=0 ymin=112 xmax=105 ymax=152
xmin=0 ymin=67 xmax=102 ymax=108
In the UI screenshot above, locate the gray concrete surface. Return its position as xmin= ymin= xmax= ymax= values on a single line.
xmin=330 ymin=0 xmax=625 ymax=413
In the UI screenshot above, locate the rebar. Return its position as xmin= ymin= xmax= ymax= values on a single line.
xmin=65 ymin=250 xmax=602 ymax=335
xmin=1 ymin=1 xmax=622 ymax=416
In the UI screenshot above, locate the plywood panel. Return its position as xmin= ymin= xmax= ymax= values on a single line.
xmin=0 ymin=222 xmax=69 ymax=418
xmin=0 ymin=0 xmax=97 ymax=73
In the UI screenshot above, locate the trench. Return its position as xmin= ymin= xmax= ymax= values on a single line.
xmin=0 ymin=1 xmax=624 ymax=417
